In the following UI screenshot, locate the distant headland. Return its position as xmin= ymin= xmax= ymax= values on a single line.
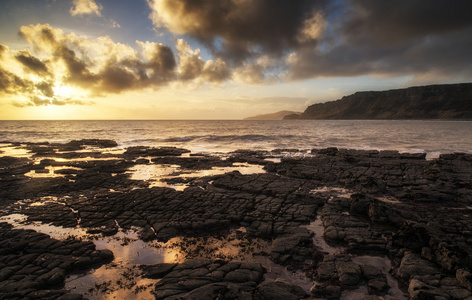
xmin=283 ymin=83 xmax=472 ymax=120
xmin=243 ymin=110 xmax=301 ymax=120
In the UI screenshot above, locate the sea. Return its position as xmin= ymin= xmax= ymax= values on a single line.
xmin=1 ymin=119 xmax=472 ymax=158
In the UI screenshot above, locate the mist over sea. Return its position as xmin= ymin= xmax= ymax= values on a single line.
xmin=1 ymin=120 xmax=472 ymax=158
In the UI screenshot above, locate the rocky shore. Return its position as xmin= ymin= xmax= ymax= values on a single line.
xmin=1 ymin=140 xmax=472 ymax=299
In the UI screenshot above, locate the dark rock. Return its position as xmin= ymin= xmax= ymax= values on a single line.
xmin=3 ymin=143 xmax=472 ymax=299
xmin=141 ymin=263 xmax=177 ymax=279
xmin=0 ymin=224 xmax=112 ymax=298
xmin=124 ymin=146 xmax=190 ymax=157
xmin=224 ymin=269 xmax=262 ymax=283
xmin=397 ymin=252 xmax=438 ymax=281
xmin=361 ymin=264 xmax=389 ymax=292
xmin=0 ymin=156 xmax=30 ymax=168
xmin=457 ymin=269 xmax=472 ymax=290
xmin=135 ymin=158 xmax=150 ymax=164
xmin=392 ymin=222 xmax=431 ymax=252
xmin=336 ymin=260 xmax=362 ymax=286
xmin=65 ymin=139 xmax=118 ymax=148
xmin=349 ymin=193 xmax=375 ymax=215
xmin=408 ymin=279 xmax=450 ymax=300
xmin=257 ymin=281 xmax=308 ymax=300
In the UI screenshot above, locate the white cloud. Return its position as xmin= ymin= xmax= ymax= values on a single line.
xmin=70 ymin=0 xmax=102 ymax=17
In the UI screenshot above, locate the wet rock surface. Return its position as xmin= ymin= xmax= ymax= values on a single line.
xmin=0 ymin=222 xmax=112 ymax=299
xmin=1 ymin=141 xmax=472 ymax=299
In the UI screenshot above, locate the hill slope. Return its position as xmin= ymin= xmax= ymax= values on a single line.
xmin=244 ymin=110 xmax=301 ymax=120
xmin=285 ymin=83 xmax=472 ymax=120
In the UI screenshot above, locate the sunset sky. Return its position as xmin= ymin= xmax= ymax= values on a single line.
xmin=1 ymin=0 xmax=471 ymax=120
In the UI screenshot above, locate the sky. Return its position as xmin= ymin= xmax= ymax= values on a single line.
xmin=1 ymin=0 xmax=471 ymax=120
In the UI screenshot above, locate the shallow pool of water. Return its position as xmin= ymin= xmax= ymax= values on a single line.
xmin=128 ymin=162 xmax=266 ymax=190
xmin=304 ymin=216 xmax=344 ymax=255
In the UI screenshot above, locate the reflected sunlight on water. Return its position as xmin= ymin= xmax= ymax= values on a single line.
xmin=128 ymin=162 xmax=266 ymax=190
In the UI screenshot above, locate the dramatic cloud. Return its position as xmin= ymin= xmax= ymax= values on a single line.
xmin=341 ymin=0 xmax=472 ymax=46
xmin=70 ymin=0 xmax=102 ymax=16
xmin=3 ymin=1 xmax=472 ymax=110
xmin=148 ymin=0 xmax=327 ymax=61
xmin=0 ymin=44 xmax=87 ymax=107
xmin=15 ymin=50 xmax=51 ymax=77
xmin=175 ymin=39 xmax=231 ymax=83
xmin=148 ymin=0 xmax=472 ymax=83
xmin=0 ymin=45 xmax=34 ymax=96
xmin=287 ymin=0 xmax=472 ymax=81
xmin=0 ymin=23 xmax=234 ymax=107
xmin=201 ymin=58 xmax=231 ymax=84
xmin=0 ymin=67 xmax=34 ymax=96
xmin=233 ymin=56 xmax=281 ymax=85
xmin=16 ymin=24 xmax=180 ymax=96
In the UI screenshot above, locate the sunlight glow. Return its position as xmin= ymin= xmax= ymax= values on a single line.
xmin=53 ymin=85 xmax=80 ymax=98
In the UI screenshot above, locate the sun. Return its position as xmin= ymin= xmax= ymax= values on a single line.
xmin=53 ymin=85 xmax=79 ymax=98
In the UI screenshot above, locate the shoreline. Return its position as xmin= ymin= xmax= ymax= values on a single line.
xmin=1 ymin=140 xmax=472 ymax=299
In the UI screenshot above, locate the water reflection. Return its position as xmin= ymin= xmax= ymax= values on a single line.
xmin=158 ymin=228 xmax=271 ymax=262
xmin=66 ymin=229 xmax=177 ymax=300
xmin=128 ymin=162 xmax=266 ymax=190
xmin=0 ymin=213 xmax=87 ymax=238
xmin=310 ymin=186 xmax=354 ymax=199
xmin=0 ymin=144 xmax=32 ymax=158
xmin=24 ymin=166 xmax=84 ymax=178
xmin=0 ymin=211 xmax=273 ymax=299
xmin=304 ymin=216 xmax=343 ymax=255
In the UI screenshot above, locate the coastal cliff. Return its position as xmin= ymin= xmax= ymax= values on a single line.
xmin=285 ymin=83 xmax=472 ymax=119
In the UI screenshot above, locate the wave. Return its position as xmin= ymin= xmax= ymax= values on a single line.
xmin=162 ymin=136 xmax=202 ymax=142
xmin=127 ymin=138 xmax=163 ymax=144
xmin=161 ymin=134 xmax=298 ymax=144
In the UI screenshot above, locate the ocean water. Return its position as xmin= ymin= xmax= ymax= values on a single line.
xmin=1 ymin=120 xmax=472 ymax=157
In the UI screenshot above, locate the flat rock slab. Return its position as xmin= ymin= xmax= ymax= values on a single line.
xmin=2 ymin=144 xmax=472 ymax=299
xmin=152 ymin=259 xmax=307 ymax=299
xmin=0 ymin=222 xmax=113 ymax=300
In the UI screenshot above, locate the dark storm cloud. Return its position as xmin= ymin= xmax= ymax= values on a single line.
xmin=4 ymin=0 xmax=472 ymax=108
xmin=0 ymin=68 xmax=33 ymax=95
xmin=342 ymin=0 xmax=472 ymax=45
xmin=150 ymin=0 xmax=472 ymax=82
xmin=36 ymin=81 xmax=55 ymax=98
xmin=0 ymin=45 xmax=35 ymax=95
xmin=94 ymin=42 xmax=178 ymax=95
xmin=287 ymin=0 xmax=472 ymax=80
xmin=57 ymin=44 xmax=98 ymax=87
xmin=149 ymin=0 xmax=328 ymax=62
xmin=15 ymin=50 xmax=50 ymax=76
xmin=146 ymin=44 xmax=177 ymax=76
xmin=202 ymin=59 xmax=231 ymax=83
xmin=29 ymin=96 xmax=51 ymax=106
xmin=175 ymin=39 xmax=231 ymax=83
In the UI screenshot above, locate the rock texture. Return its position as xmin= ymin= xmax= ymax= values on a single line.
xmin=0 ymin=222 xmax=113 ymax=299
xmin=2 ymin=140 xmax=472 ymax=299
xmin=142 ymin=259 xmax=308 ymax=299
xmin=285 ymin=83 xmax=472 ymax=119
